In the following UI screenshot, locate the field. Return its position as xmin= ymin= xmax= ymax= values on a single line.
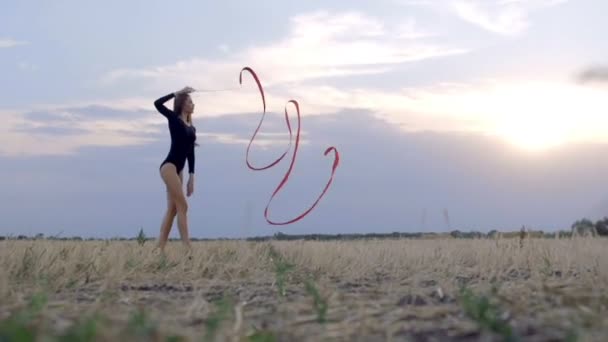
xmin=1 ymin=237 xmax=608 ymax=341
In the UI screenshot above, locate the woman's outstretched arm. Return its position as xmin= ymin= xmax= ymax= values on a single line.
xmin=154 ymin=93 xmax=176 ymax=118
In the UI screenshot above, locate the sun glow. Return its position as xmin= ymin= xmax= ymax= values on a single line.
xmin=478 ymin=81 xmax=607 ymax=152
xmin=490 ymin=83 xmax=576 ymax=151
xmin=283 ymin=79 xmax=608 ymax=154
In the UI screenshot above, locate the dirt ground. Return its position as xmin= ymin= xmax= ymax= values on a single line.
xmin=1 ymin=237 xmax=608 ymax=341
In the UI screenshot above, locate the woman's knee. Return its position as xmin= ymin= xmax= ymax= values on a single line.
xmin=175 ymin=199 xmax=188 ymax=213
xmin=167 ymin=204 xmax=178 ymax=217
xmin=161 ymin=164 xmax=188 ymax=214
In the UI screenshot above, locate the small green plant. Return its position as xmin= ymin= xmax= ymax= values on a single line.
xmin=17 ymin=246 xmax=37 ymax=280
xmin=125 ymin=308 xmax=159 ymax=340
xmin=65 ymin=278 xmax=79 ymax=289
xmin=157 ymin=254 xmax=169 ymax=270
xmin=57 ymin=315 xmax=101 ymax=342
xmin=459 ymin=287 xmax=518 ymax=341
xmin=153 ymin=254 xmax=178 ymax=272
xmin=0 ymin=292 xmax=48 ymax=342
xmin=565 ymin=328 xmax=579 ymax=342
xmin=136 ymin=228 xmax=146 ymax=246
xmin=304 ymin=279 xmax=328 ymax=324
xmin=204 ymin=296 xmax=234 ymax=342
xmin=125 ymin=257 xmax=138 ymax=270
xmin=541 ymin=255 xmax=553 ymax=278
xmin=248 ymin=329 xmax=277 ymax=342
xmin=267 ymin=245 xmax=295 ymax=297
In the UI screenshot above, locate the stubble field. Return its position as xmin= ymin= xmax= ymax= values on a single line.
xmin=1 ymin=237 xmax=608 ymax=341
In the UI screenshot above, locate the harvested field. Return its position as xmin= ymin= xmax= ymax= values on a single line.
xmin=1 ymin=237 xmax=608 ymax=341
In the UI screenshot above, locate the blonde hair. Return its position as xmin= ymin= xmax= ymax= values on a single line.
xmin=174 ymin=93 xmax=198 ymax=146
xmin=173 ymin=93 xmax=191 ymax=122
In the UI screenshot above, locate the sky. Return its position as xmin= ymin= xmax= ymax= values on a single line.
xmin=1 ymin=0 xmax=608 ymax=238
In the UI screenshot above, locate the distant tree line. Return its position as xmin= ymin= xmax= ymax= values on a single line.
xmin=246 ymin=231 xmax=444 ymax=242
xmin=1 ymin=217 xmax=607 ymax=242
xmin=0 ymin=234 xmax=226 ymax=242
xmin=249 ymin=229 xmax=569 ymax=241
xmin=570 ymin=217 xmax=608 ymax=237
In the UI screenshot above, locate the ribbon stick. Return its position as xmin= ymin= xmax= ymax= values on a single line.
xmin=238 ymin=66 xmax=340 ymax=225
xmin=193 ymin=87 xmax=240 ymax=93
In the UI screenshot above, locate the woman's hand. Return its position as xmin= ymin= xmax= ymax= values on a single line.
xmin=175 ymin=86 xmax=195 ymax=96
xmin=187 ymin=174 xmax=194 ymax=197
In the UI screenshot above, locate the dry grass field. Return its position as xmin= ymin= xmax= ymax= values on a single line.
xmin=1 ymin=236 xmax=608 ymax=341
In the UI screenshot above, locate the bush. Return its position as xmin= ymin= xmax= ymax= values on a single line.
xmin=571 ymin=218 xmax=600 ymax=237
xmin=595 ymin=217 xmax=608 ymax=236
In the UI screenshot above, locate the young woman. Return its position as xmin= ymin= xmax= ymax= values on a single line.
xmin=154 ymin=86 xmax=197 ymax=253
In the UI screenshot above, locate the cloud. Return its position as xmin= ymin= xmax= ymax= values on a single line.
xmin=0 ymin=105 xmax=306 ymax=157
xmin=100 ymin=11 xmax=468 ymax=91
xmin=451 ymin=0 xmax=529 ymax=36
xmin=19 ymin=107 xmax=156 ymax=140
xmin=405 ymin=0 xmax=568 ymax=36
xmin=12 ymin=124 xmax=89 ymax=136
xmin=3 ymin=109 xmax=608 ymax=238
xmin=21 ymin=110 xmax=71 ymax=123
xmin=0 ymin=38 xmax=28 ymax=48
xmin=9 ymin=47 xmax=608 ymax=157
xmin=0 ymin=106 xmax=160 ymax=157
xmin=21 ymin=106 xmax=156 ymax=126
xmin=91 ymin=10 xmax=468 ymax=133
xmin=6 ymin=6 xmax=600 ymax=157
xmin=70 ymin=105 xmax=152 ymax=119
xmin=201 ymin=131 xmax=306 ymax=149
xmin=12 ymin=73 xmax=607 ymax=157
xmin=457 ymin=0 xmax=568 ymax=35
xmin=276 ymin=77 xmax=608 ymax=151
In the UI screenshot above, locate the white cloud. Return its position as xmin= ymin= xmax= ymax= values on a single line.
xmin=202 ymin=131 xmax=308 ymax=149
xmin=4 ymin=75 xmax=607 ymax=156
xmin=93 ymin=10 xmax=468 ymax=135
xmin=0 ymin=99 xmax=309 ymax=156
xmin=101 ymin=11 xmax=467 ymax=91
xmin=395 ymin=0 xmax=568 ymax=36
xmin=0 ymin=107 xmax=161 ymax=157
xmin=449 ymin=0 xmax=569 ymax=36
xmin=275 ymin=77 xmax=608 ymax=151
xmin=0 ymin=38 xmax=28 ymax=48
xmin=6 ymin=7 xmax=596 ymax=157
xmin=451 ymin=1 xmax=528 ymax=36
xmin=396 ymin=18 xmax=437 ymax=39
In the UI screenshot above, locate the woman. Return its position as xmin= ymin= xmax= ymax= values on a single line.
xmin=154 ymin=86 xmax=197 ymax=253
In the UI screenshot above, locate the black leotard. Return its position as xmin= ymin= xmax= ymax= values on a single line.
xmin=154 ymin=93 xmax=197 ymax=175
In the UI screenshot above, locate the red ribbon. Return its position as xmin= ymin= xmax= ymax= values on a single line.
xmin=239 ymin=66 xmax=340 ymax=225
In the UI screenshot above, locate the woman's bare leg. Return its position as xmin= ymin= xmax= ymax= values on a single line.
xmin=157 ymin=174 xmax=181 ymax=252
xmin=160 ymin=163 xmax=192 ymax=251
